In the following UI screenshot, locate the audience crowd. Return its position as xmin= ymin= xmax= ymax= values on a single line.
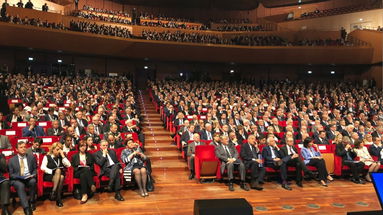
xmin=0 ymin=72 xmax=148 ymax=214
xmin=69 ymin=20 xmax=132 ymax=38
xmin=215 ymin=25 xmax=264 ymax=32
xmin=150 ymin=80 xmax=383 ymax=191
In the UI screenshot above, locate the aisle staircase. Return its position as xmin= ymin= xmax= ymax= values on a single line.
xmin=137 ymin=90 xmax=188 ymax=173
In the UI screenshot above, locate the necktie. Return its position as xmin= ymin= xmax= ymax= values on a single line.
xmin=207 ymin=131 xmax=211 ymax=140
xmin=225 ymin=146 xmax=232 ymax=158
xmin=20 ymin=157 xmax=24 ymax=176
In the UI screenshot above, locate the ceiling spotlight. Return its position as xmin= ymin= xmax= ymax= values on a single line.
xmin=307 ymin=71 xmax=312 ymax=74
xmin=359 ymin=18 xmax=363 ymax=21
xmin=230 ymin=69 xmax=235 ymax=74
xmin=180 ymin=73 xmax=183 ymax=77
xmin=330 ymin=71 xmax=335 ymax=74
xmin=57 ymin=59 xmax=62 ymax=63
xmin=144 ymin=66 xmax=149 ymax=69
xmin=28 ymin=57 xmax=34 ymax=61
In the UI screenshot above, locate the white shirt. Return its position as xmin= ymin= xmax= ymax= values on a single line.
xmin=270 ymin=146 xmax=276 ymax=159
xmin=104 ymin=152 xmax=115 ymax=167
xmin=40 ymin=155 xmax=71 ymax=174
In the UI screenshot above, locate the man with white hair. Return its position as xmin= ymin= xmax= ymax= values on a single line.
xmin=215 ymin=135 xmax=249 ymax=191
xmin=200 ymin=123 xmax=213 ymax=141
xmin=187 ymin=133 xmax=204 ymax=179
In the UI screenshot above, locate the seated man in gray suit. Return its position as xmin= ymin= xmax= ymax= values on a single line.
xmin=0 ymin=135 xmax=11 ymax=149
xmin=8 ymin=141 xmax=37 ymax=215
xmin=215 ymin=135 xmax=249 ymax=192
xmin=187 ymin=133 xmax=204 ymax=180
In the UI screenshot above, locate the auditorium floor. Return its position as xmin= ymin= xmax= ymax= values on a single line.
xmin=10 ymin=169 xmax=381 ymax=215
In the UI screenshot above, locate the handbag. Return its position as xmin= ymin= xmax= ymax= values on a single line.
xmin=146 ymin=172 xmax=154 ymax=192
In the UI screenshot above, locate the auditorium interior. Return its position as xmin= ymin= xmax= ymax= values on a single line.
xmin=0 ymin=0 xmax=382 ymax=214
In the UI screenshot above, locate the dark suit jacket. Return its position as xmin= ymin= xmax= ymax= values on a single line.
xmin=94 ymin=149 xmax=119 ymax=176
xmin=71 ymin=152 xmax=95 ymax=176
xmin=22 ymin=126 xmax=45 ymax=137
xmin=371 ymin=131 xmax=382 ymax=138
xmin=280 ymin=145 xmax=299 ymax=160
xmin=76 ymin=118 xmax=88 ymax=129
xmin=240 ymin=143 xmax=261 ymax=168
xmin=326 ymin=130 xmax=336 ymax=140
xmin=180 ymin=131 xmax=193 ymax=146
xmin=47 ymin=127 xmax=64 ymax=136
xmin=0 ymin=121 xmax=9 ymax=130
xmin=58 ymin=119 xmax=69 ymax=128
xmin=6 ymin=114 xmax=23 ymax=123
xmin=215 ymin=144 xmax=239 ymax=163
xmin=262 ymin=145 xmax=282 ymax=164
xmin=336 ymin=143 xmax=357 ymax=162
xmin=199 ymin=129 xmax=214 ymax=141
xmin=8 ymin=153 xmax=37 ymax=180
xmin=44 ymin=114 xmax=58 ymax=121
xmin=369 ymin=144 xmax=383 ymax=162
xmin=314 ymin=137 xmax=330 ymax=145
xmin=0 ymin=154 xmax=7 ymax=178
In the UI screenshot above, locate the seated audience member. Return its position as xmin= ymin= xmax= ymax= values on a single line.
xmin=26 ymin=138 xmax=46 ymax=155
xmin=85 ymin=136 xmax=97 ymax=151
xmin=22 ymin=117 xmax=45 ymax=137
xmin=6 ymin=107 xmax=23 ymax=123
xmin=70 ymin=119 xmax=86 ymax=137
xmin=336 ymin=136 xmax=365 ymax=184
xmin=121 ymin=140 xmax=148 ymax=197
xmin=187 ymin=133 xmax=204 ymax=180
xmin=94 ymin=140 xmax=124 ymax=201
xmin=47 ymin=120 xmax=64 ymax=136
xmin=105 ymin=124 xmax=123 ymax=143
xmin=0 ymin=112 xmax=9 ymax=130
xmin=71 ymin=141 xmax=96 ymax=204
xmin=90 ymin=115 xmax=104 ymax=136
xmin=86 ymin=124 xmax=101 ymax=144
xmin=58 ymin=112 xmax=69 ymax=129
xmin=44 ymin=108 xmax=57 ymax=122
xmin=181 ymin=125 xmax=195 ymax=159
xmin=301 ymin=137 xmax=334 ymax=186
xmin=75 ymin=111 xmax=88 ymax=131
xmin=61 ymin=126 xmax=80 ymax=146
xmin=199 ymin=123 xmax=214 ymax=141
xmin=280 ymin=137 xmax=314 ymax=187
xmin=106 ymin=134 xmax=123 ymax=149
xmin=215 ymin=135 xmax=249 ymax=191
xmin=122 ymin=119 xmax=145 ymax=144
xmin=62 ymin=136 xmax=75 ymax=154
xmin=8 ymin=141 xmax=37 ymax=215
xmin=314 ymin=130 xmax=330 ymax=145
xmin=0 ymin=153 xmax=11 ymax=214
xmin=210 ymin=133 xmax=221 ymax=147
xmin=363 ymin=134 xmax=373 ymax=145
xmin=240 ymin=135 xmax=265 ymax=190
xmin=354 ymin=140 xmax=380 ymax=182
xmin=0 ymin=134 xmax=11 ymax=150
xmin=369 ymin=136 xmax=383 ymax=164
xmin=229 ymin=131 xmax=241 ymax=146
xmin=262 ymin=137 xmax=291 ymax=190
xmin=40 ymin=142 xmax=71 ymax=207
xmin=372 ymin=126 xmax=383 ymax=139
xmin=327 ymin=124 xmax=338 ymax=141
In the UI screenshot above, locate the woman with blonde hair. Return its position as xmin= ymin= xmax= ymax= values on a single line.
xmin=40 ymin=142 xmax=71 ymax=207
xmin=354 ymin=140 xmax=381 ymax=182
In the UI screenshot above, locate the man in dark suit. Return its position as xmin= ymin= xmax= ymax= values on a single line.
xmin=341 ymin=124 xmax=354 ymax=138
xmin=26 ymin=138 xmax=46 ymax=156
xmin=90 ymin=115 xmax=104 ymax=136
xmin=369 ymin=136 xmax=383 ymax=164
xmin=257 ymin=119 xmax=267 ymax=133
xmin=75 ymin=111 xmax=88 ymax=130
xmin=44 ymin=108 xmax=57 ymax=122
xmin=181 ymin=125 xmax=195 ymax=159
xmin=215 ymin=135 xmax=249 ymax=191
xmin=22 ymin=117 xmax=45 ymax=137
xmin=187 ymin=133 xmax=204 ymax=179
xmin=314 ymin=131 xmax=330 ymax=145
xmin=47 ymin=120 xmax=64 ymax=136
xmin=372 ymin=126 xmax=383 ymax=139
xmin=70 ymin=119 xmax=86 ymax=137
xmin=94 ymin=140 xmax=124 ymax=201
xmin=271 ymin=118 xmax=283 ymax=133
xmin=199 ymin=123 xmax=213 ymax=141
xmin=6 ymin=107 xmax=23 ymax=123
xmin=8 ymin=141 xmax=37 ymax=215
xmin=0 ymin=135 xmax=11 ymax=149
xmin=326 ymin=124 xmax=337 ymax=141
xmin=0 ymin=112 xmax=9 ymax=130
xmin=280 ymin=137 xmax=314 ymax=187
xmin=233 ymin=113 xmax=243 ymax=126
xmin=240 ymin=135 xmax=265 ymax=190
xmin=58 ymin=112 xmax=69 ymax=129
xmin=262 ymin=137 xmax=291 ymax=190
xmin=106 ymin=134 xmax=123 ymax=149
xmin=85 ymin=124 xmax=101 ymax=144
